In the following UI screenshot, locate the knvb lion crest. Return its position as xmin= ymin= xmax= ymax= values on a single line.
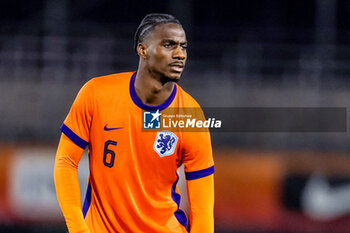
xmin=153 ymin=131 xmax=178 ymax=157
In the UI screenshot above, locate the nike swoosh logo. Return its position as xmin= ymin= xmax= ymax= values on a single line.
xmin=104 ymin=125 xmax=123 ymax=131
xmin=301 ymin=173 xmax=350 ymax=220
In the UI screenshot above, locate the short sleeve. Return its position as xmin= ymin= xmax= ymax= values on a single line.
xmin=181 ymin=108 xmax=215 ymax=180
xmin=60 ymin=80 xmax=95 ymax=149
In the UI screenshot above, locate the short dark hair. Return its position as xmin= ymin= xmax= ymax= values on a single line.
xmin=134 ymin=13 xmax=182 ymax=54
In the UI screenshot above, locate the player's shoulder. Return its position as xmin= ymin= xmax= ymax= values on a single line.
xmin=89 ymin=71 xmax=134 ymax=88
xmin=77 ymin=72 xmax=134 ymax=100
xmin=176 ymin=84 xmax=201 ymax=108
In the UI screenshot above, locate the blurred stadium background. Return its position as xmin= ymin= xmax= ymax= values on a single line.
xmin=1 ymin=0 xmax=350 ymax=232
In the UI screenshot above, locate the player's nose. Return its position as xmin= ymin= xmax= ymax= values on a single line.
xmin=172 ymin=46 xmax=186 ymax=60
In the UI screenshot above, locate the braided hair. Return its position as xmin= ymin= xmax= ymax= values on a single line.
xmin=134 ymin=13 xmax=182 ymax=54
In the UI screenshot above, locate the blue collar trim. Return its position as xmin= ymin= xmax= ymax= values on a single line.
xmin=129 ymin=72 xmax=177 ymax=111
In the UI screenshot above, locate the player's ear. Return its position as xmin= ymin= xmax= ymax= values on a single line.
xmin=137 ymin=44 xmax=147 ymax=59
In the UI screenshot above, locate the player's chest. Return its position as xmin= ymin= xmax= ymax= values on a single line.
xmin=89 ymin=103 xmax=182 ymax=165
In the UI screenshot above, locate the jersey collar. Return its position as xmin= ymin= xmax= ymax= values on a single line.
xmin=129 ymin=72 xmax=177 ymax=111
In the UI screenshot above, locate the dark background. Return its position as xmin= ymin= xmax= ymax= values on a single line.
xmin=2 ymin=1 xmax=350 ymax=233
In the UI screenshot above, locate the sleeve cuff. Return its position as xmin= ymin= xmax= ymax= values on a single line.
xmin=60 ymin=124 xmax=88 ymax=149
xmin=185 ymin=166 xmax=215 ymax=180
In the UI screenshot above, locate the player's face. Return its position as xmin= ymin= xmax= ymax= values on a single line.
xmin=143 ymin=23 xmax=187 ymax=82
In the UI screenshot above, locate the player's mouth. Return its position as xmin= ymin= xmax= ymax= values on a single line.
xmin=169 ymin=62 xmax=184 ymax=73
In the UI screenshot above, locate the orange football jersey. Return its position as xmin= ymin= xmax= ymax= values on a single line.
xmin=60 ymin=72 xmax=214 ymax=232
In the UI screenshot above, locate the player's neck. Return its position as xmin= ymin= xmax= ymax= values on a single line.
xmin=134 ymin=70 xmax=175 ymax=106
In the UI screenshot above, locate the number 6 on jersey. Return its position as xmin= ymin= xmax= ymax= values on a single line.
xmin=103 ymin=140 xmax=117 ymax=168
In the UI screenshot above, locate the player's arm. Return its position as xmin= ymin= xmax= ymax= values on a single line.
xmin=54 ymin=133 xmax=90 ymax=233
xmin=187 ymin=174 xmax=214 ymax=233
xmin=182 ymin=106 xmax=215 ymax=232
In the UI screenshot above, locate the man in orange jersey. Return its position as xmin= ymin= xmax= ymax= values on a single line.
xmin=54 ymin=13 xmax=214 ymax=233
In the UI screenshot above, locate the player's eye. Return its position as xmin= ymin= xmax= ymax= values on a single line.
xmin=164 ymin=44 xmax=173 ymax=48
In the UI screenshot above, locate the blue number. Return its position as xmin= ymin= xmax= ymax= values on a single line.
xmin=103 ymin=140 xmax=117 ymax=168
